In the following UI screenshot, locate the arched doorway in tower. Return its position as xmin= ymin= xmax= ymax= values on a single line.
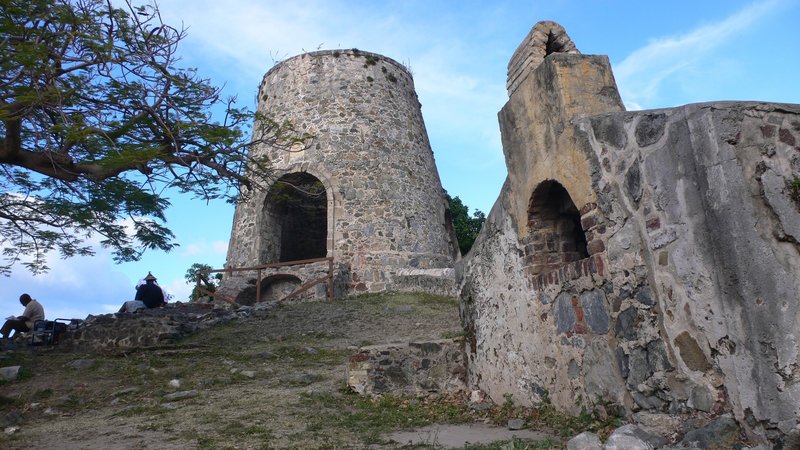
xmin=527 ymin=180 xmax=588 ymax=275
xmin=261 ymin=172 xmax=327 ymax=263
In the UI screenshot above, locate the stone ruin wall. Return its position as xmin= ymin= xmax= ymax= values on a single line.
xmin=224 ymin=50 xmax=458 ymax=300
xmin=458 ymin=21 xmax=800 ymax=444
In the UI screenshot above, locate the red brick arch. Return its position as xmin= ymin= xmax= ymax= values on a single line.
xmin=526 ymin=180 xmax=588 ymax=276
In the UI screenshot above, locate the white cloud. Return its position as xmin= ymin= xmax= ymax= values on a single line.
xmin=165 ymin=277 xmax=194 ymax=303
xmin=615 ymin=0 xmax=783 ymax=109
xmin=180 ymin=240 xmax=229 ymax=258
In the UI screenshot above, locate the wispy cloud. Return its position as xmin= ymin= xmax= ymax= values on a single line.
xmin=615 ymin=0 xmax=784 ymax=109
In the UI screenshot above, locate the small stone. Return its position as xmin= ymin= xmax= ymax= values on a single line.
xmin=65 ymin=359 xmax=95 ymax=370
xmin=680 ymin=416 xmax=739 ymax=450
xmin=168 ymin=379 xmax=181 ymax=388
xmin=303 ymin=347 xmax=319 ymax=354
xmin=163 ymin=390 xmax=198 ymax=401
xmin=469 ymin=389 xmax=485 ymax=403
xmin=689 ymin=384 xmax=714 ymax=412
xmin=0 ymin=411 xmax=21 ymax=427
xmin=253 ymin=351 xmax=275 ymax=360
xmin=567 ymin=431 xmax=602 ymax=450
xmin=161 ymin=402 xmax=180 ymax=410
xmin=0 ymin=366 xmax=20 ymax=381
xmin=507 ymin=418 xmax=525 ymax=430
xmin=605 ymin=424 xmax=665 ymax=449
xmin=4 ymin=426 xmax=19 ymax=435
xmin=112 ymin=387 xmax=138 ymax=397
xmin=240 ymin=370 xmax=256 ymax=378
xmin=633 ymin=412 xmax=683 ymax=437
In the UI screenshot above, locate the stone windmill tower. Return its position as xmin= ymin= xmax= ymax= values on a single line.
xmin=224 ymin=50 xmax=459 ymax=301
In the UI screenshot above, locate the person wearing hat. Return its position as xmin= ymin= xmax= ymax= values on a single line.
xmin=1 ymin=293 xmax=45 ymax=339
xmin=135 ymin=272 xmax=166 ymax=309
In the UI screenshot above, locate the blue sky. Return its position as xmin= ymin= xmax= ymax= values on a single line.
xmin=4 ymin=0 xmax=799 ymax=320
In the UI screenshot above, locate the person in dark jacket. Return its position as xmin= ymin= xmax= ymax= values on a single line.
xmin=135 ymin=272 xmax=166 ymax=309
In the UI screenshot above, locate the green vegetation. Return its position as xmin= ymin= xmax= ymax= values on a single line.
xmin=363 ymin=54 xmax=379 ymax=67
xmin=0 ymin=292 xmax=588 ymax=448
xmin=0 ymin=0 xmax=310 ymax=275
xmin=447 ymin=193 xmax=487 ymax=255
xmin=788 ymin=176 xmax=800 ymax=204
xmin=184 ymin=262 xmax=223 ymax=301
xmin=300 ymin=389 xmax=472 ymax=443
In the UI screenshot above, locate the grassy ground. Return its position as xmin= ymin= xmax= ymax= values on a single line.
xmin=0 ymin=293 xmax=613 ymax=449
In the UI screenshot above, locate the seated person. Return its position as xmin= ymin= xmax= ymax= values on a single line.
xmin=135 ymin=272 xmax=166 ymax=309
xmin=1 ymin=294 xmax=45 ymax=339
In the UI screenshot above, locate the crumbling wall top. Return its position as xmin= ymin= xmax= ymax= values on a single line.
xmin=507 ymin=21 xmax=580 ymax=96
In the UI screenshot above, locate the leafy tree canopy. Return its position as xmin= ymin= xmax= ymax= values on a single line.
xmin=446 ymin=193 xmax=485 ymax=256
xmin=184 ymin=262 xmax=221 ymax=301
xmin=0 ymin=0 xmax=308 ymax=275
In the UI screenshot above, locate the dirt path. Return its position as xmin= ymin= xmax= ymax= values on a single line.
xmin=0 ymin=293 xmax=563 ymax=449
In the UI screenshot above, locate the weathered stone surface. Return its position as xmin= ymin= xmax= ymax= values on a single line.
xmin=450 ymin=20 xmax=800 ymax=447
xmin=674 ymin=332 xmax=710 ymax=372
xmin=65 ymin=359 xmax=95 ymax=370
xmin=580 ymin=289 xmax=609 ymax=334
xmin=347 ymin=339 xmax=465 ymax=397
xmin=0 ymin=366 xmax=20 ymax=381
xmin=635 ymin=113 xmax=667 ymax=147
xmin=632 ymin=412 xmax=683 ymax=438
xmin=604 ymin=424 xmax=657 ymax=449
xmin=224 ymin=49 xmax=458 ymax=300
xmin=567 ymin=431 xmax=602 ymax=450
xmin=688 ymin=384 xmax=714 ymax=413
xmin=60 ymin=302 xmax=255 ymax=352
xmin=163 ymin=390 xmax=198 ymax=401
xmin=615 ymin=308 xmax=638 ymax=341
xmin=583 ymin=338 xmax=627 ymax=405
xmin=680 ymin=416 xmax=739 ymax=450
xmin=507 ymin=418 xmax=525 ymax=430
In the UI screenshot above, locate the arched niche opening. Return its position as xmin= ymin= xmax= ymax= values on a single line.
xmin=527 ymin=180 xmax=588 ymax=275
xmin=234 ymin=274 xmax=302 ymax=305
xmin=261 ymin=172 xmax=327 ymax=264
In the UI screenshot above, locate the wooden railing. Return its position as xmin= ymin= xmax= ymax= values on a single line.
xmin=195 ymin=257 xmax=334 ymax=304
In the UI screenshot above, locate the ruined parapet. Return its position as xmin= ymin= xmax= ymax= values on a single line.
xmin=459 ymin=20 xmax=800 ymax=446
xmin=347 ymin=339 xmax=466 ymax=397
xmin=225 ymin=50 xmax=458 ymax=300
xmin=506 ymin=21 xmax=580 ymax=96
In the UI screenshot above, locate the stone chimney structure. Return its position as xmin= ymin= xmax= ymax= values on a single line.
xmin=458 ymin=21 xmax=800 ymax=445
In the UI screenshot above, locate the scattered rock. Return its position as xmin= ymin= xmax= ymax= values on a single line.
xmin=240 ymin=370 xmax=256 ymax=378
xmin=161 ymin=402 xmax=180 ymax=410
xmin=680 ymin=416 xmax=739 ymax=450
xmin=469 ymin=389 xmax=485 ymax=404
xmin=169 ymin=379 xmax=181 ymax=388
xmin=112 ymin=387 xmax=138 ymax=397
xmin=252 ymin=351 xmax=275 ymax=360
xmin=605 ymin=424 xmax=664 ymax=449
xmin=567 ymin=431 xmax=602 ymax=450
xmin=4 ymin=426 xmax=19 ymax=435
xmin=688 ymin=385 xmax=714 ymax=413
xmin=303 ymin=347 xmax=319 ymax=354
xmin=163 ymin=390 xmax=198 ymax=401
xmin=507 ymin=418 xmax=525 ymax=430
xmin=65 ymin=359 xmax=95 ymax=370
xmin=0 ymin=366 xmax=20 ymax=381
xmin=633 ymin=412 xmax=683 ymax=438
xmin=0 ymin=411 xmax=21 ymax=427
xmin=282 ymin=373 xmax=323 ymax=386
